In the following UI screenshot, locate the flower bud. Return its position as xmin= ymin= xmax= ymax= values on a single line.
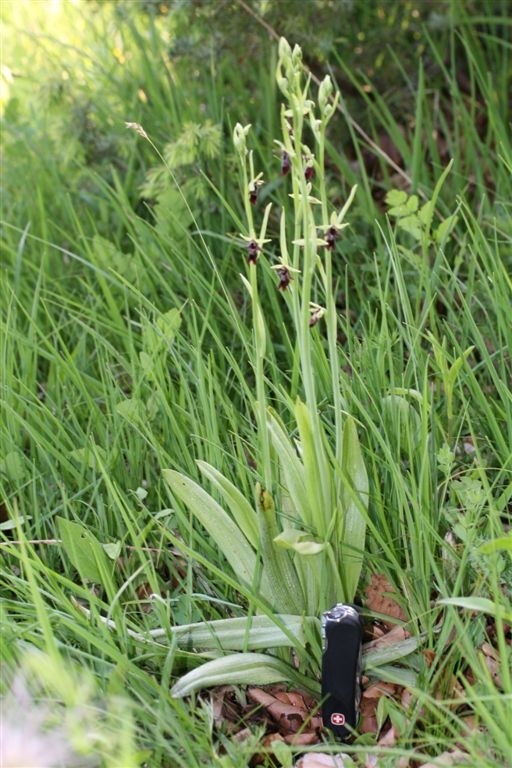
xmin=291 ymin=44 xmax=302 ymax=68
xmin=277 ymin=76 xmax=289 ymax=97
xmin=278 ymin=37 xmax=292 ymax=63
xmin=319 ymin=75 xmax=333 ymax=114
xmin=233 ymin=123 xmax=251 ymax=155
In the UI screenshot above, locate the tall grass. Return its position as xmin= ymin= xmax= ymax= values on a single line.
xmin=1 ymin=2 xmax=511 ymax=765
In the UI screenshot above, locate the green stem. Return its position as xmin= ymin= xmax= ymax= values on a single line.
xmin=250 ymin=263 xmax=272 ymax=488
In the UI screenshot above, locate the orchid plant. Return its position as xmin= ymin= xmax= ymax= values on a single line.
xmin=163 ymin=38 xmax=372 ymax=697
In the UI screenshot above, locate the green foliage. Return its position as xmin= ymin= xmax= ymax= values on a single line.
xmin=141 ymin=120 xmax=222 ymax=202
xmin=1 ymin=0 xmax=511 ymax=765
xmin=57 ymin=516 xmax=114 ymax=586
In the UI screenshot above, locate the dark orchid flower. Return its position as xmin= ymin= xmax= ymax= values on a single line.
xmin=246 ymin=240 xmax=260 ymax=264
xmin=325 ymin=225 xmax=338 ymax=250
xmin=281 ymin=151 xmax=291 ymax=176
xmin=304 ymin=165 xmax=315 ymax=182
xmin=277 ymin=266 xmax=292 ymax=291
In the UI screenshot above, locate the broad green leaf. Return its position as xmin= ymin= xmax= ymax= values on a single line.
xmin=417 ymin=199 xmax=434 ymax=226
xmin=197 ymin=460 xmax=259 ymax=549
xmin=170 ymin=652 xmax=319 ymax=698
xmin=435 ymin=214 xmax=458 ymax=245
xmin=363 ymin=635 xmax=420 ymax=669
xmin=57 ymin=517 xmax=112 ymax=585
xmin=438 ymin=596 xmax=512 ymax=622
xmin=387 ymin=193 xmax=418 ymax=218
xmin=397 ymin=214 xmax=422 ymax=241
xmin=256 ymin=485 xmax=303 ymax=614
xmin=387 ymin=203 xmax=412 ymax=218
xmin=368 ymin=665 xmax=418 ymax=687
xmin=267 ymin=411 xmax=310 ymax=527
xmin=382 ymin=394 xmax=421 ymax=452
xmin=116 ymin=398 xmax=147 ymax=424
xmin=171 ymin=614 xmax=308 ymax=651
xmin=70 ymin=445 xmax=108 ymax=471
xmin=0 ymin=516 xmax=31 ymax=531
xmin=273 ymin=528 xmax=326 ymax=556
xmin=135 ymin=487 xmax=148 ymax=501
xmin=102 ymin=541 xmax=122 ymax=560
xmin=0 ymin=451 xmax=24 ymax=482
xmin=406 ymin=194 xmax=419 ymax=213
xmin=479 ymin=535 xmax=512 ymax=553
xmin=139 ymin=351 xmax=154 ymax=376
xmin=385 ymin=189 xmax=408 ymax=208
xmin=156 ymin=308 xmax=181 ymax=342
xmin=341 ymin=416 xmax=369 ymax=600
xmin=163 ymin=470 xmax=261 ymax=591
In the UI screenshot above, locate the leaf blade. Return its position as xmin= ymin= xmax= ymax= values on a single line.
xmin=163 ymin=469 xmax=259 ymax=590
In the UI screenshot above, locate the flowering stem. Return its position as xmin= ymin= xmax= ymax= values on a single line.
xmin=249 ymin=262 xmax=272 ymax=488
xmin=317 ymin=122 xmax=343 ymax=489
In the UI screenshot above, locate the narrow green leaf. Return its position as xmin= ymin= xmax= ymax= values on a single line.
xmin=294 ymin=399 xmax=330 ymax=532
xmin=363 ymin=636 xmax=420 ymax=669
xmin=163 ymin=470 xmax=260 ymax=590
xmin=421 ymin=158 xmax=454 ymax=244
xmin=197 ymin=460 xmax=259 ymax=549
xmin=171 ymin=652 xmax=319 ymax=698
xmin=267 ymin=411 xmax=310 ymax=527
xmin=57 ymin=517 xmax=112 ymax=585
xmin=447 ymin=346 xmax=475 ymax=386
xmin=341 ymin=416 xmax=369 ymax=600
xmin=171 ymin=614 xmax=307 ymax=651
xmin=256 ymin=485 xmax=303 ymax=614
xmin=438 ymin=597 xmax=512 ymax=622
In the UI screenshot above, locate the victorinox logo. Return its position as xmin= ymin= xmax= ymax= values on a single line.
xmin=330 ymin=712 xmax=346 ymax=726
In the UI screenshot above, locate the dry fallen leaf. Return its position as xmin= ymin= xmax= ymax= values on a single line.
xmin=377 ymin=724 xmax=397 ymax=747
xmin=247 ymin=686 xmax=322 ymax=735
xmin=360 ymin=680 xmax=401 ymax=734
xmin=365 ymin=574 xmax=408 ymax=624
xmin=362 ymin=624 xmax=409 ymax=655
xmin=294 ymin=753 xmax=350 ymax=767
xmin=419 ymin=748 xmax=471 ymax=767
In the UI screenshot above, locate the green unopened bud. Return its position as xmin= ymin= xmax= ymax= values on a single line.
xmin=233 ymin=122 xmax=251 ymax=155
xmin=318 ymin=75 xmax=333 ymax=113
xmin=291 ymin=44 xmax=302 ymax=68
xmin=277 ymin=76 xmax=289 ymax=97
xmin=278 ymin=37 xmax=292 ymax=63
xmin=310 ymin=117 xmax=322 ymax=141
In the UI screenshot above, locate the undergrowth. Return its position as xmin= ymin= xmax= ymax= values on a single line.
xmin=1 ymin=1 xmax=511 ymax=766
